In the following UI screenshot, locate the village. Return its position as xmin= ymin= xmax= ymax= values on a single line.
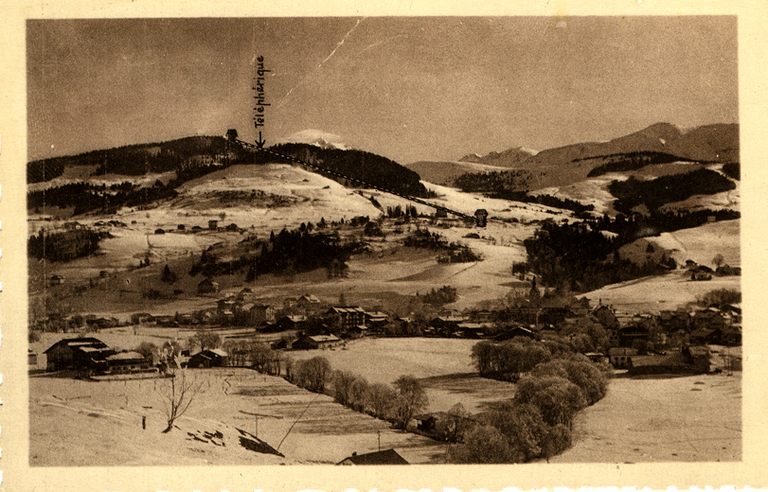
xmin=32 ymin=273 xmax=741 ymax=378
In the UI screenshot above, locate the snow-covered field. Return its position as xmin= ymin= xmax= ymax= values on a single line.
xmin=583 ymin=272 xmax=740 ymax=314
xmin=289 ymin=337 xmax=518 ymax=413
xmin=29 ymin=368 xmax=445 ymax=466
xmin=553 ymin=372 xmax=741 ymax=463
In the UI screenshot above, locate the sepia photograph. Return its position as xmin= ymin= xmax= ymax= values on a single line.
xmin=20 ymin=11 xmax=749 ymax=474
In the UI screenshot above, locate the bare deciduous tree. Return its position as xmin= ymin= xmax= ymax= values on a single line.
xmin=158 ymin=367 xmax=202 ymax=433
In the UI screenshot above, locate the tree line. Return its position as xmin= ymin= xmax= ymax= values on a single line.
xmin=609 ymin=168 xmax=735 ymax=214
xmin=28 ymin=180 xmax=178 ymax=216
xmin=28 ymin=135 xmax=253 ymax=182
xmin=260 ymin=142 xmax=432 ymax=198
xmin=584 ymin=150 xmax=695 ymax=177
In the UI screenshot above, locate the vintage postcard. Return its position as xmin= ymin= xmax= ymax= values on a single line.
xmin=1 ymin=0 xmax=767 ymax=490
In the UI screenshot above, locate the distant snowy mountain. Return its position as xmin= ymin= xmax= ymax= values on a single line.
xmin=459 ymin=146 xmax=538 ymax=167
xmin=278 ymin=129 xmax=349 ymax=150
xmin=451 ymin=122 xmax=739 ymax=189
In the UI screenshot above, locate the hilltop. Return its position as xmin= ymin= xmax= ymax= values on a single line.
xmin=27 ymin=136 xmax=431 ymax=218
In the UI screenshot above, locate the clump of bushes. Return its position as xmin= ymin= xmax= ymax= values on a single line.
xmin=449 ymin=338 xmax=609 ymax=463
xmin=422 ymin=286 xmax=458 ymax=307
xmin=405 ymin=228 xmax=482 ymax=263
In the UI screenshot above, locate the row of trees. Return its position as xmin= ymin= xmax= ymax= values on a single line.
xmin=284 ymin=356 xmax=428 ymax=429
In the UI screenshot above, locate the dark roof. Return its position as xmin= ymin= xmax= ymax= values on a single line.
xmin=337 ymin=449 xmax=409 ymax=465
xmin=44 ymin=337 xmax=109 ymax=354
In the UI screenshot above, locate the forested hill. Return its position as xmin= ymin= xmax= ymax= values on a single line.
xmin=28 ymin=136 xmax=430 ymax=204
xmin=258 ymin=143 xmax=430 ymax=198
xmin=28 ymin=136 xmax=255 ymax=183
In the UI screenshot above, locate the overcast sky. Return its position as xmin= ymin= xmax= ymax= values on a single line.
xmin=27 ymin=16 xmax=737 ymax=163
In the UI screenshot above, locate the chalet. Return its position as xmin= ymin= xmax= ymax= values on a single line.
xmin=291 ymin=334 xmax=341 ymax=350
xmin=684 ymin=345 xmax=712 ymax=373
xmin=239 ymin=303 xmax=276 ymax=326
xmin=629 ymin=346 xmax=710 ymax=375
xmin=658 ymin=309 xmax=691 ymax=332
xmin=48 ymin=274 xmax=65 ymax=286
xmin=690 ymin=325 xmax=741 ymax=346
xmin=217 ymin=297 xmax=237 ymax=314
xmin=296 ymin=294 xmax=322 ymax=312
xmin=236 ymin=287 xmax=256 ymax=303
xmin=197 ymin=278 xmax=220 ymax=295
xmin=456 ymin=322 xmax=493 ymax=339
xmin=43 ymin=337 xmax=113 ymax=372
xmin=276 ymin=315 xmax=308 ymax=331
xmin=220 ymin=310 xmax=235 ymax=325
xmin=177 ymin=224 xmax=186 ymax=231
xmin=208 ymin=219 xmax=219 ymax=230
xmin=154 ymin=228 xmax=166 ymax=235
xmin=608 ymin=347 xmax=638 ymax=369
xmin=104 ymin=351 xmax=153 ymax=374
xmin=341 ymin=324 xmax=368 ymax=339
xmin=326 ymin=306 xmax=366 ymax=331
xmin=188 ymin=349 xmax=228 ymax=368
xmin=225 ymin=223 xmax=239 ymax=232
xmin=591 ymin=305 xmax=619 ymax=330
xmin=617 ymin=325 xmax=650 ymax=348
xmin=364 ymin=311 xmax=389 ymax=331
xmin=429 ymin=315 xmax=466 ymax=336
xmin=337 ymin=449 xmax=409 ymax=465
xmin=692 ymin=308 xmax=732 ymax=331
